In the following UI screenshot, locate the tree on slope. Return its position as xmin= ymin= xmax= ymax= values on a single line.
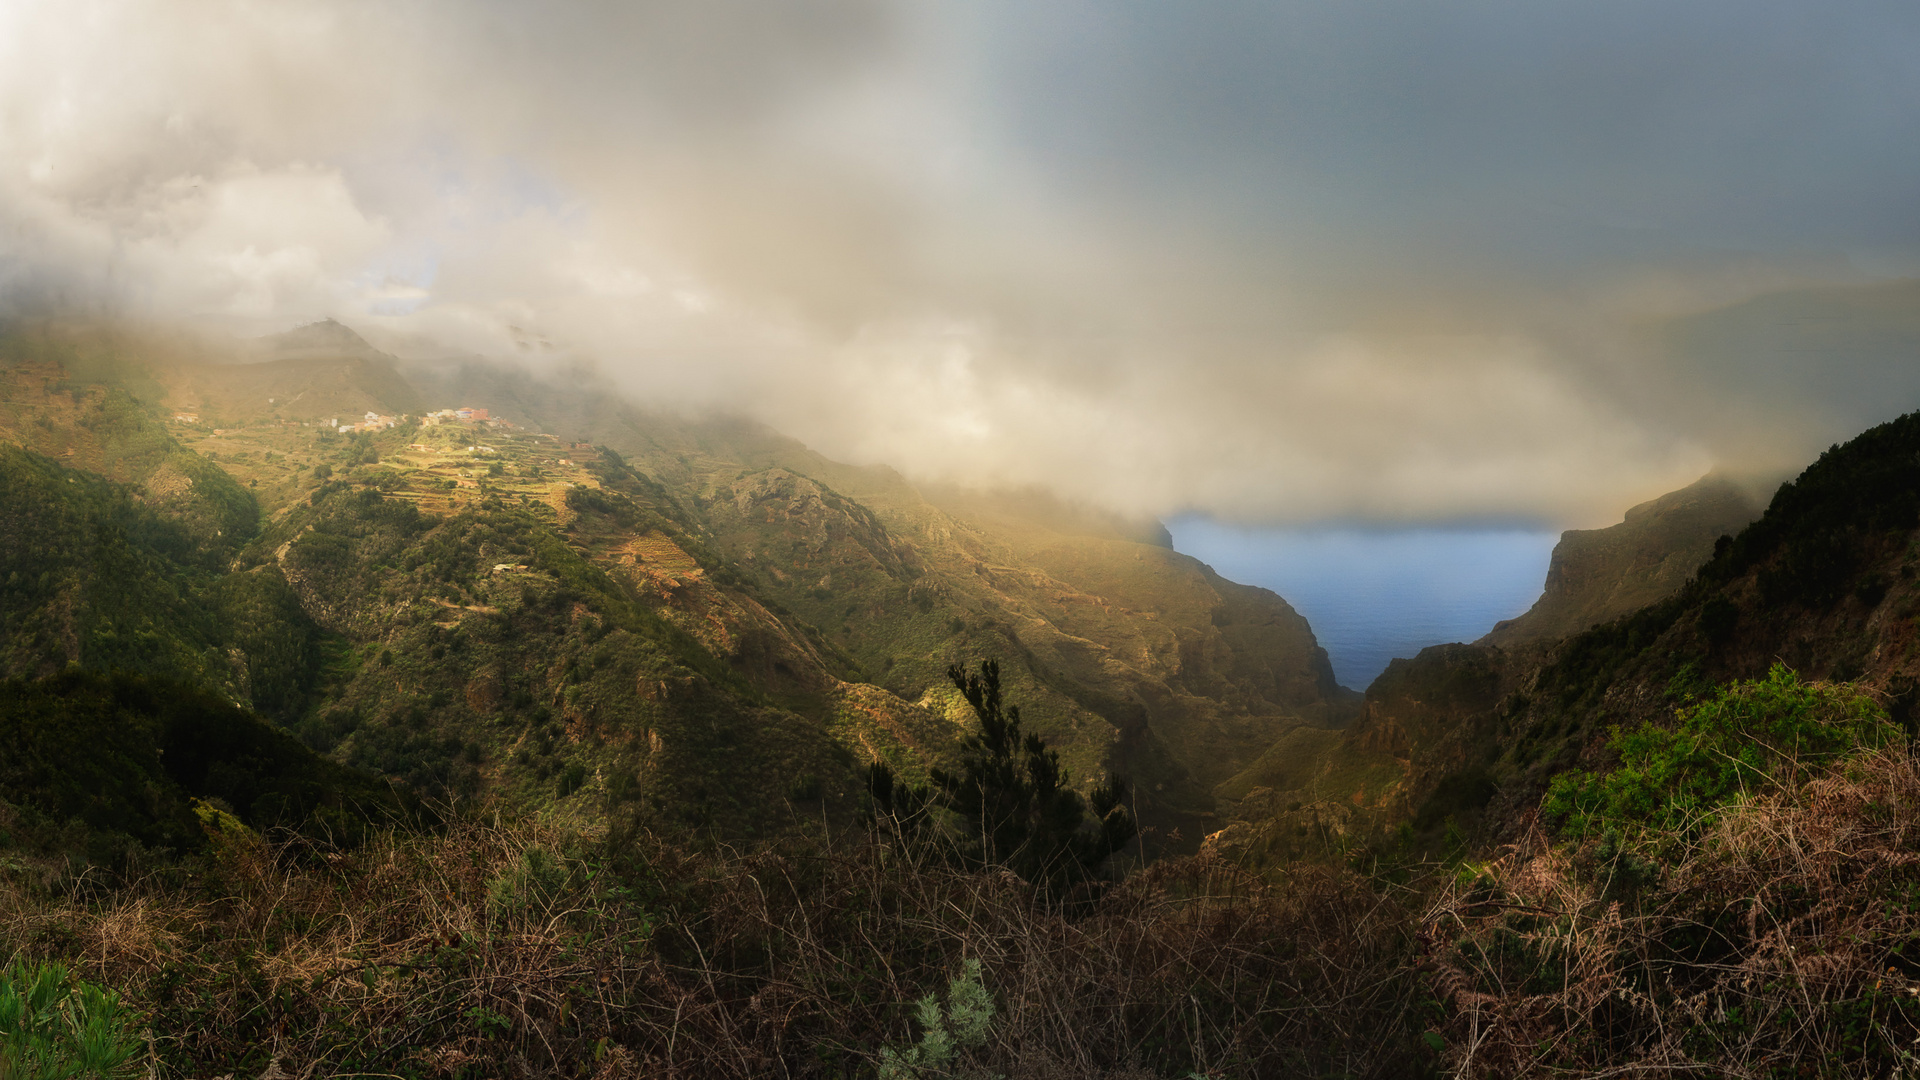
xmin=868 ymin=659 xmax=1136 ymax=897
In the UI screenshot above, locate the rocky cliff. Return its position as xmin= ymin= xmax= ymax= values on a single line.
xmin=1484 ymin=471 xmax=1769 ymax=647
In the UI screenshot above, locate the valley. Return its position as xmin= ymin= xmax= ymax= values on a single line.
xmin=6 ymin=318 xmax=1920 ymax=1077
xmin=0 ymin=320 xmax=1358 ymax=846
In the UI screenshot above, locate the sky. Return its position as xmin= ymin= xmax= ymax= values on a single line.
xmin=2 ymin=0 xmax=1919 ymax=530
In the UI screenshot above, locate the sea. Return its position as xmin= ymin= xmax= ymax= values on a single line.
xmin=1166 ymin=517 xmax=1560 ymax=691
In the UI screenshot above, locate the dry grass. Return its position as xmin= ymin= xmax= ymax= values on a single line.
xmin=12 ymin=747 xmax=1915 ymax=1079
xmin=1425 ymin=745 xmax=1920 ymax=1078
xmin=0 ymin=818 xmax=1432 ymax=1078
xmin=31 ymin=737 xmax=1911 ymax=1078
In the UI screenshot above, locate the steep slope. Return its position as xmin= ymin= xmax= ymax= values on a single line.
xmin=908 ymin=487 xmax=1353 ymax=794
xmin=1483 ymin=471 xmax=1768 ymax=647
xmin=406 ymin=356 xmax=1359 ymax=835
xmin=1207 ymin=469 xmax=1775 ymax=861
xmin=1479 ymin=409 xmax=1920 ymax=832
xmin=2 ymin=323 xmax=1357 ymax=841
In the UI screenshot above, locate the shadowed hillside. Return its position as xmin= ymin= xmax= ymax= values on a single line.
xmin=1211 ymin=406 xmax=1920 ymax=863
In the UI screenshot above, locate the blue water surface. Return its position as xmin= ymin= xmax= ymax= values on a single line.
xmin=1167 ymin=518 xmax=1559 ymax=691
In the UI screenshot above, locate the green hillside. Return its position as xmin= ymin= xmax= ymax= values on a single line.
xmin=0 ymin=444 xmax=227 ymax=685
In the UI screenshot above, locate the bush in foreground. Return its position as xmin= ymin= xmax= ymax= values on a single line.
xmin=12 ymin=667 xmax=1910 ymax=1077
xmin=1544 ymin=664 xmax=1899 ymax=840
xmin=1431 ymin=677 xmax=1920 ymax=1077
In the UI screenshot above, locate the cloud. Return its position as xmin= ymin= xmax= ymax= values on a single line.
xmin=0 ymin=0 xmax=1916 ymax=526
xmin=770 ymin=322 xmax=1709 ymax=524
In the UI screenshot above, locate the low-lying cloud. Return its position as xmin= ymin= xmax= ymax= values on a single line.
xmin=2 ymin=0 xmax=1916 ymax=526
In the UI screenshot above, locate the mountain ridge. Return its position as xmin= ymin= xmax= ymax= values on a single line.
xmin=0 ymin=320 xmax=1356 ymax=846
xmin=1205 ymin=404 xmax=1920 ymax=863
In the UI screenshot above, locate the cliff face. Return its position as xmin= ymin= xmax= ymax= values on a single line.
xmin=1483 ymin=472 xmax=1769 ymax=647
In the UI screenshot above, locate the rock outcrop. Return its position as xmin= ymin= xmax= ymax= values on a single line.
xmin=1484 ymin=471 xmax=1770 ymax=647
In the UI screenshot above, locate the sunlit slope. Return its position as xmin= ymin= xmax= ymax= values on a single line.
xmin=0 ymin=324 xmax=1360 ymax=839
xmin=177 ymin=408 xmax=957 ymax=829
xmin=410 ymin=356 xmax=1362 ymax=832
xmin=0 ymin=333 xmax=951 ymax=832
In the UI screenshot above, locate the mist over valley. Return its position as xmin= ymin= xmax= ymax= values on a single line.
xmin=2 ymin=2 xmax=1919 ymax=1076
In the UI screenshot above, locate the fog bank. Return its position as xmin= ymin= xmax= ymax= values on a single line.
xmin=3 ymin=1 xmax=1917 ymax=526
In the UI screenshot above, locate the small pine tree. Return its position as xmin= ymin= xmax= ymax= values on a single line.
xmin=869 ymin=660 xmax=1136 ymax=897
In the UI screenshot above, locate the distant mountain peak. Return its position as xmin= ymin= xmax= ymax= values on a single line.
xmin=264 ymin=318 xmax=380 ymax=358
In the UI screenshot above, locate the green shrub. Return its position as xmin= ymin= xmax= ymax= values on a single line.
xmin=1545 ymin=664 xmax=1898 ymax=838
xmin=877 ymin=958 xmax=997 ymax=1080
xmin=0 ymin=961 xmax=144 ymax=1078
